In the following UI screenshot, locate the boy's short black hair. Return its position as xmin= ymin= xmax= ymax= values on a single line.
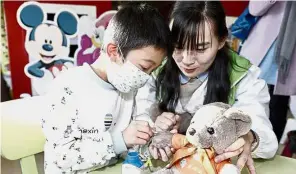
xmin=112 ymin=2 xmax=172 ymax=57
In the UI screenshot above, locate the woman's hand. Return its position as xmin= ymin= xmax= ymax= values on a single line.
xmin=155 ymin=112 xmax=180 ymax=133
xmin=215 ymin=131 xmax=256 ymax=174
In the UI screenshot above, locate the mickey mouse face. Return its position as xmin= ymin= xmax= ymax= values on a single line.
xmin=17 ymin=2 xmax=78 ymax=64
xmin=25 ymin=24 xmax=69 ymax=64
xmin=35 ymin=24 xmax=63 ymax=59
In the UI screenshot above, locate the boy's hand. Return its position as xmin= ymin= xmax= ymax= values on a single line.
xmin=123 ymin=121 xmax=153 ymax=148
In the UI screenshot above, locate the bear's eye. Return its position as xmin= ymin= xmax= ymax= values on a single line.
xmin=207 ymin=127 xmax=215 ymax=135
xmin=45 ymin=39 xmax=48 ymax=43
xmin=49 ymin=40 xmax=52 ymax=44
xmin=191 ymin=121 xmax=195 ymax=125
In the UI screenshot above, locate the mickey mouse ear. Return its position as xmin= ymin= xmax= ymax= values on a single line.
xmin=57 ymin=11 xmax=78 ymax=36
xmin=18 ymin=3 xmax=44 ymax=28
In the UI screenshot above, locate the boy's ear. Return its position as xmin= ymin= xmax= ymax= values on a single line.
xmin=106 ymin=43 xmax=120 ymax=62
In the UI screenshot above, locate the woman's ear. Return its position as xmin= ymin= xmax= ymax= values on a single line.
xmin=106 ymin=43 xmax=120 ymax=62
xmin=218 ymin=37 xmax=227 ymax=50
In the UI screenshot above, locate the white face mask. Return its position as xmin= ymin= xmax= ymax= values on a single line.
xmin=106 ymin=60 xmax=150 ymax=93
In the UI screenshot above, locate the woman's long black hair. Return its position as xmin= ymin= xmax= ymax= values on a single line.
xmin=156 ymin=1 xmax=232 ymax=113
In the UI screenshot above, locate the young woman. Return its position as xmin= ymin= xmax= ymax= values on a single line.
xmin=135 ymin=1 xmax=278 ymax=173
xmin=42 ymin=3 xmax=172 ymax=174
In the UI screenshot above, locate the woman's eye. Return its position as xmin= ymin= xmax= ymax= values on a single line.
xmin=197 ymin=48 xmax=207 ymax=53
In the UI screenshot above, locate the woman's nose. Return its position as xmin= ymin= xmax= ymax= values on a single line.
xmin=182 ymin=52 xmax=195 ymax=65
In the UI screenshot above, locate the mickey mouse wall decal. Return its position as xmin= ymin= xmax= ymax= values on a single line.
xmin=17 ymin=1 xmax=78 ymax=95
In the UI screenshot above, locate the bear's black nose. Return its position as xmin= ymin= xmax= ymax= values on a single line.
xmin=207 ymin=127 xmax=215 ymax=135
xmin=188 ymin=128 xmax=196 ymax=136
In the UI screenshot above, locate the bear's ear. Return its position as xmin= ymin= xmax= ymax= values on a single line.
xmin=223 ymin=107 xmax=252 ymax=137
xmin=56 ymin=11 xmax=78 ymax=36
xmin=17 ymin=2 xmax=44 ymax=29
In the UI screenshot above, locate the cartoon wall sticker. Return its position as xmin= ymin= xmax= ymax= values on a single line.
xmin=75 ymin=10 xmax=117 ymax=66
xmin=17 ymin=1 xmax=78 ymax=95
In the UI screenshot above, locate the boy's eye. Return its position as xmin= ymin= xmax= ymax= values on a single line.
xmin=139 ymin=65 xmax=149 ymax=72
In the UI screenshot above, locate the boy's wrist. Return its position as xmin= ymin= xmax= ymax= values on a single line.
xmin=111 ymin=131 xmax=128 ymax=154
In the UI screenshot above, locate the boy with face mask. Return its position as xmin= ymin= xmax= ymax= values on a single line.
xmin=42 ymin=3 xmax=172 ymax=174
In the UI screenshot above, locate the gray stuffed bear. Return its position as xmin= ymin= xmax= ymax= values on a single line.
xmin=150 ymin=102 xmax=252 ymax=174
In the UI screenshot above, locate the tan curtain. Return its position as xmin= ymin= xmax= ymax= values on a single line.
xmin=1 ymin=2 xmax=12 ymax=90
